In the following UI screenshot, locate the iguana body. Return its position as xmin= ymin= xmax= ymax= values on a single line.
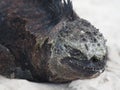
xmin=0 ymin=0 xmax=107 ymax=83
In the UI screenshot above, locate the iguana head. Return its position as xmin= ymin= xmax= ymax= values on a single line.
xmin=47 ymin=17 xmax=107 ymax=82
xmin=42 ymin=0 xmax=107 ymax=82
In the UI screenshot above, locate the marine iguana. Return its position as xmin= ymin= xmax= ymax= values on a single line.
xmin=0 ymin=0 xmax=107 ymax=83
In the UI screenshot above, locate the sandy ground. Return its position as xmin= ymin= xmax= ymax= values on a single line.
xmin=0 ymin=0 xmax=120 ymax=90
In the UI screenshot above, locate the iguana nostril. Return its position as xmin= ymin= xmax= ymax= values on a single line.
xmin=91 ymin=56 xmax=99 ymax=63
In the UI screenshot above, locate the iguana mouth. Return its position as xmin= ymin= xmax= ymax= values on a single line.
xmin=61 ymin=56 xmax=106 ymax=78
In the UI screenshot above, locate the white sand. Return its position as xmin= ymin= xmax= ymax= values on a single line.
xmin=0 ymin=0 xmax=120 ymax=90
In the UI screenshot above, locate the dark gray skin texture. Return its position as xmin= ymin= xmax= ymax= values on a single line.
xmin=0 ymin=0 xmax=107 ymax=83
